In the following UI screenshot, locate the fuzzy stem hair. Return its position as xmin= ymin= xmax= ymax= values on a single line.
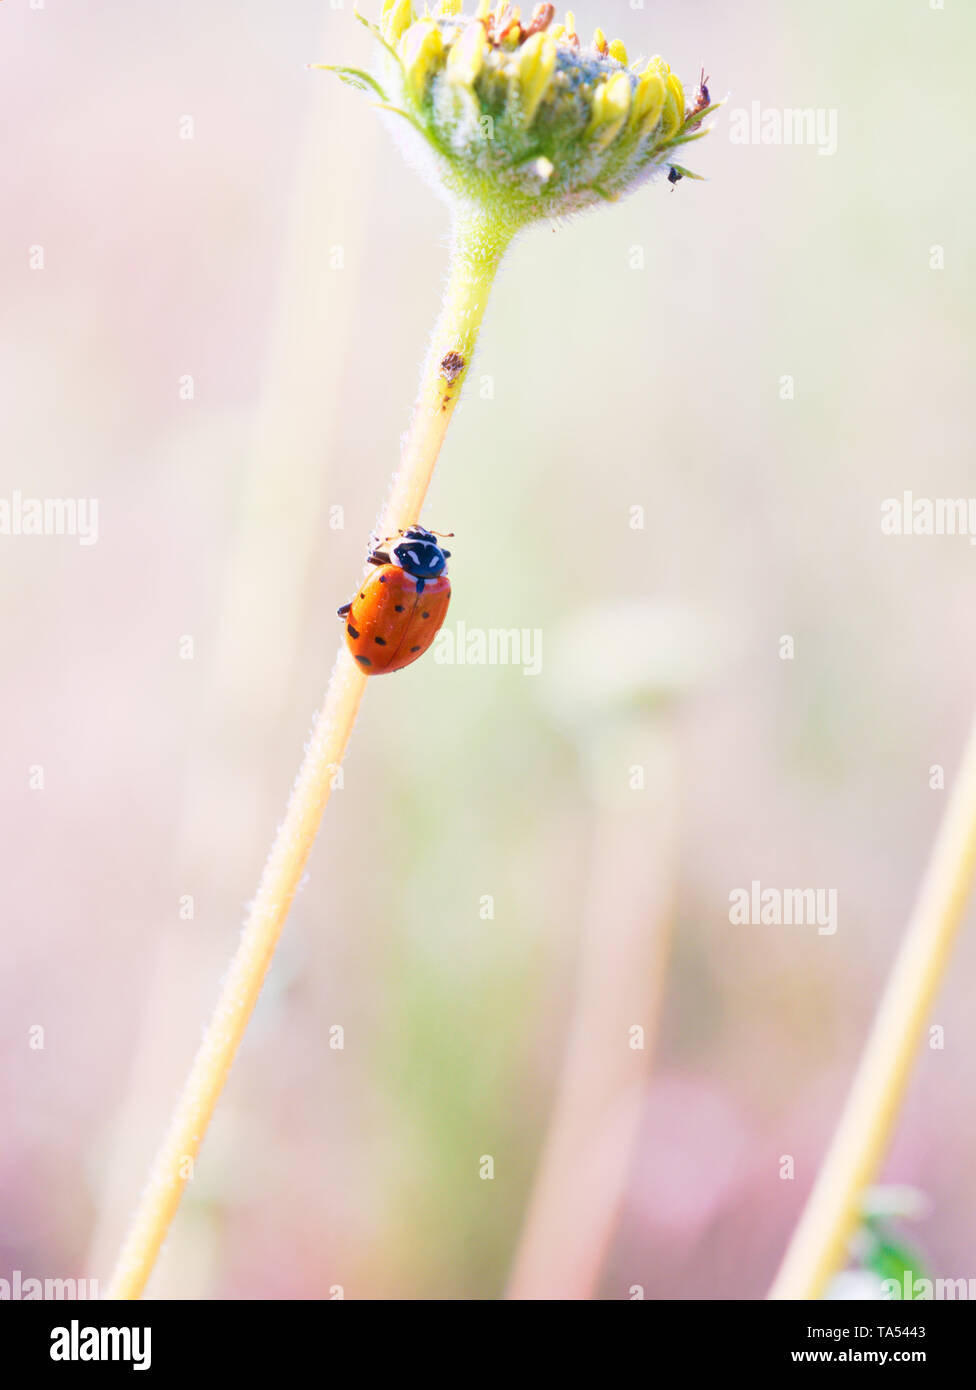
xmin=106 ymin=209 xmax=513 ymax=1299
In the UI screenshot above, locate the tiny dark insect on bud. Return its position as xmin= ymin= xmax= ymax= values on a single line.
xmin=668 ymin=166 xmax=683 ymax=185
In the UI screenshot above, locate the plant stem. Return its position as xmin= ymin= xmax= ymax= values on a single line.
xmin=106 ymin=209 xmax=513 ymax=1300
xmin=86 ymin=78 xmax=381 ymax=1287
xmin=769 ymin=707 xmax=976 ymax=1300
xmin=508 ymin=728 xmax=678 ymax=1299
xmin=377 ymin=211 xmax=515 ymax=535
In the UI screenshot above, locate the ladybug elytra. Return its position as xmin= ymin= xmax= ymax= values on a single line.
xmin=338 ymin=526 xmax=452 ymax=675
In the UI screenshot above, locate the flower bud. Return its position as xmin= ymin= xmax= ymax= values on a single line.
xmin=320 ymin=7 xmax=718 ymax=228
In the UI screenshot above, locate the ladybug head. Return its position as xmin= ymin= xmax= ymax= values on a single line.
xmin=391 ymin=526 xmax=451 ymax=580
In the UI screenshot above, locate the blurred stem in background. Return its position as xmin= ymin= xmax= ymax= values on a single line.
xmin=508 ymin=601 xmax=721 ymax=1300
xmin=770 ymin=708 xmax=976 ymax=1300
xmin=507 ymin=727 xmax=678 ymax=1300
xmin=106 ymin=210 xmax=513 ymax=1300
xmin=86 ymin=45 xmax=379 ymax=1291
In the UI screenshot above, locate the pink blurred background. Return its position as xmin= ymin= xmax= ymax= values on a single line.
xmin=2 ymin=0 xmax=975 ymax=1298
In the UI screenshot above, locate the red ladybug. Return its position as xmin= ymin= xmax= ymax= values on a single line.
xmin=337 ymin=526 xmax=452 ymax=675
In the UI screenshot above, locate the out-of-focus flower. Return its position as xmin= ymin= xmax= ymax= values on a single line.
xmin=317 ymin=4 xmax=718 ymax=227
xmin=829 ymin=1186 xmax=932 ymax=1301
xmin=540 ymin=597 xmax=730 ymax=808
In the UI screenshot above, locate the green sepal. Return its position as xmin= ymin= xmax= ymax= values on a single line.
xmin=316 ymin=64 xmax=390 ymax=102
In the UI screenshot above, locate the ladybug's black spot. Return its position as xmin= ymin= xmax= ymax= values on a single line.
xmin=346 ymin=624 xmax=359 ymax=640
xmin=374 ymin=636 xmax=387 ymax=646
xmin=355 ymin=654 xmax=372 ymax=667
xmin=410 ymin=645 xmax=421 ymax=653
xmin=378 ymin=573 xmax=387 ymax=583
xmin=394 ymin=604 xmax=405 ymax=613
xmin=422 ymin=611 xmax=430 ymax=619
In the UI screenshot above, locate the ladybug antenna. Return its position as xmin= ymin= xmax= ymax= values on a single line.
xmin=396 ymin=525 xmax=454 ymax=539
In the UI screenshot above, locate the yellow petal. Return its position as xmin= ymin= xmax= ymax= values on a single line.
xmin=447 ymin=19 xmax=488 ymax=86
xmin=517 ymin=31 xmax=557 ymax=125
xmin=661 ymin=71 xmax=684 ymax=137
xmin=587 ymin=70 xmax=631 ymax=147
xmin=382 ymin=0 xmax=415 ymax=44
xmin=399 ymin=19 xmax=444 ymax=99
xmin=631 ymin=68 xmax=665 ymax=131
xmin=608 ymin=38 xmax=627 ymax=64
xmin=593 ymin=28 xmax=608 ymax=56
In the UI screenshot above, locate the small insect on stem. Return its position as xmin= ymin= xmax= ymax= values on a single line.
xmin=685 ymin=69 xmax=711 ymax=131
xmin=440 ymin=350 xmax=465 ymax=385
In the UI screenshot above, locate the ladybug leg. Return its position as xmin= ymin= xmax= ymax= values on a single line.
xmin=366 ymin=548 xmax=392 ymax=566
xmin=337 ymin=601 xmax=351 ymax=618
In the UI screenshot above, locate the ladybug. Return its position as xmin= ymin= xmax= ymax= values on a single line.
xmin=337 ymin=526 xmax=452 ymax=675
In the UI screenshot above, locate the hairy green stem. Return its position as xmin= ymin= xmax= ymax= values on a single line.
xmin=106 ymin=211 xmax=513 ymax=1299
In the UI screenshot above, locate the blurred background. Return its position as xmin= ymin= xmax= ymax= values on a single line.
xmin=2 ymin=0 xmax=975 ymax=1299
